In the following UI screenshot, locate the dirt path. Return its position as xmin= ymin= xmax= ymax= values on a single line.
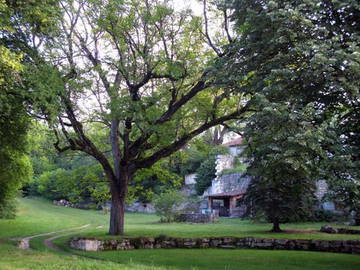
xmin=14 ymin=224 xmax=90 ymax=250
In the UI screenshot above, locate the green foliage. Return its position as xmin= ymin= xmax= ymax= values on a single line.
xmin=327 ymin=177 xmax=360 ymax=220
xmin=193 ymin=145 xmax=228 ymax=196
xmin=130 ymin=162 xmax=183 ymax=203
xmin=0 ymin=0 xmax=60 ymax=218
xmin=312 ymin=209 xmax=345 ymax=223
xmin=221 ymin=157 xmax=247 ymax=175
xmin=194 ymin=155 xmax=217 ymax=196
xmin=0 ymin=100 xmax=32 ymax=217
xmin=220 ymin=165 xmax=246 ymax=175
xmin=0 ymin=199 xmax=17 ymax=219
xmin=242 ymin=101 xmax=326 ymax=230
xmin=35 ymin=164 xmax=109 ymax=204
xmin=153 ymin=190 xmax=185 ymax=223
xmin=222 ymin=0 xmax=360 ymax=231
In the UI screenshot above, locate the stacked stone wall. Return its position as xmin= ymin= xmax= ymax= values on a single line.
xmin=70 ymin=236 xmax=360 ymax=254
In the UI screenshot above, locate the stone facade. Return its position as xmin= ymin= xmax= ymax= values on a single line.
xmin=203 ymin=173 xmax=251 ymax=197
xmin=184 ymin=173 xmax=197 ymax=185
xmin=215 ymin=155 xmax=235 ymax=176
xmin=70 ymin=236 xmax=360 ymax=254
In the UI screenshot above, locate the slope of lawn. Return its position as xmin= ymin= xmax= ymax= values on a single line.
xmin=4 ymin=197 xmax=360 ymax=240
xmin=0 ymin=197 xmax=108 ymax=239
xmin=0 ymin=197 xmax=359 ymax=270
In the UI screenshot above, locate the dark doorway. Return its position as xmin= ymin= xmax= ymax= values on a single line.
xmin=211 ymin=198 xmax=230 ymax=217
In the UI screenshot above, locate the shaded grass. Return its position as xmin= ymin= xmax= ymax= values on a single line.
xmin=0 ymin=240 xmax=168 ymax=270
xmin=56 ymin=238 xmax=360 ymax=270
xmin=1 ymin=197 xmax=360 ymax=270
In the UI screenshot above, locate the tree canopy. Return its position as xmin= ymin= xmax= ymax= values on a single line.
xmin=27 ymin=0 xmax=245 ymax=235
xmin=0 ymin=0 xmax=59 ymax=218
xmin=224 ymin=0 xmax=359 ymax=230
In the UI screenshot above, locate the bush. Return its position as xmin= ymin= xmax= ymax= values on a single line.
xmin=194 ymin=155 xmax=216 ymax=196
xmin=0 ymin=199 xmax=17 ymax=219
xmin=153 ymin=190 xmax=184 ymax=223
xmin=312 ymin=209 xmax=345 ymax=222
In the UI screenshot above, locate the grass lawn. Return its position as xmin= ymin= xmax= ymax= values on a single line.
xmin=0 ymin=197 xmax=359 ymax=270
xmin=58 ymin=246 xmax=360 ymax=270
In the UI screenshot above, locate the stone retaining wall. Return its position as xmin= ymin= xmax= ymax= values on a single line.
xmin=70 ymin=236 xmax=360 ymax=254
xmin=320 ymin=225 xmax=360 ymax=234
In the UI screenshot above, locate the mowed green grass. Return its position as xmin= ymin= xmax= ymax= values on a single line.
xmin=58 ymin=247 xmax=360 ymax=270
xmin=0 ymin=197 xmax=359 ymax=270
xmin=0 ymin=240 xmax=166 ymax=270
xmin=0 ymin=197 xmax=107 ymax=239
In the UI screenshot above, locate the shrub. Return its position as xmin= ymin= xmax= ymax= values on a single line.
xmin=194 ymin=155 xmax=216 ymax=196
xmin=313 ymin=209 xmax=345 ymax=222
xmin=0 ymin=199 xmax=17 ymax=219
xmin=153 ymin=190 xmax=184 ymax=223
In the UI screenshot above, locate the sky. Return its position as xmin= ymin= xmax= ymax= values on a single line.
xmin=173 ymin=0 xmax=203 ymax=16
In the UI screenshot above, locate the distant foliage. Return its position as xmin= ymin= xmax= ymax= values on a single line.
xmin=194 ymin=155 xmax=217 ymax=196
xmin=220 ymin=158 xmax=247 ymax=175
xmin=129 ymin=163 xmax=183 ymax=203
xmin=33 ymin=164 xmax=109 ymax=205
xmin=153 ymin=190 xmax=185 ymax=223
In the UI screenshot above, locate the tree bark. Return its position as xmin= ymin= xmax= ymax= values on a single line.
xmin=271 ymin=218 xmax=282 ymax=232
xmin=109 ymin=185 xmax=125 ymax=235
xmin=108 ymin=166 xmax=133 ymax=235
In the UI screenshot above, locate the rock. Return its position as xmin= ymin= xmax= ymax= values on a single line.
xmin=17 ymin=239 xmax=29 ymax=249
xmin=219 ymin=245 xmax=236 ymax=249
xmin=320 ymin=225 xmax=338 ymax=234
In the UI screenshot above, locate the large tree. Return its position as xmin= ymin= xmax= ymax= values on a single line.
xmin=242 ymin=101 xmax=325 ymax=232
xmin=222 ymin=0 xmax=359 ymax=230
xmin=0 ymin=0 xmax=59 ymax=217
xmin=31 ymin=0 xmax=244 ymax=235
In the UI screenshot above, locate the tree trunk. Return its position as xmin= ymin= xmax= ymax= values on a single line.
xmin=109 ymin=188 xmax=125 ymax=235
xmin=271 ymin=218 xmax=282 ymax=232
xmin=108 ymin=167 xmax=132 ymax=235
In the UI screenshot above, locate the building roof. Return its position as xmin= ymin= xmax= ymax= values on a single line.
xmin=223 ymin=137 xmax=243 ymax=147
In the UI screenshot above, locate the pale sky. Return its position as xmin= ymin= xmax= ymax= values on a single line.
xmin=173 ymin=0 xmax=203 ymax=16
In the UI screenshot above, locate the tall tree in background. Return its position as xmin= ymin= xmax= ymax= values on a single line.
xmin=243 ymin=101 xmax=325 ymax=231
xmin=222 ymin=0 xmax=359 ymax=230
xmin=0 ymin=0 xmax=59 ymax=217
xmin=30 ymin=0 xmax=244 ymax=235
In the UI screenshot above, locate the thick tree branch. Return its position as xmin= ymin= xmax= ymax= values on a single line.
xmin=135 ymin=104 xmax=249 ymax=169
